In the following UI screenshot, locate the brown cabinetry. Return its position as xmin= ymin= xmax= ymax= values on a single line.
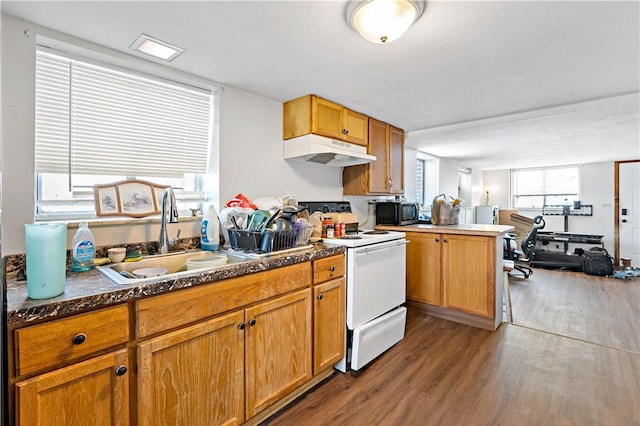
xmin=283 ymin=94 xmax=368 ymax=146
xmin=245 ymin=289 xmax=312 ymax=418
xmin=137 ymin=311 xmax=245 ymax=425
xmin=10 ymin=256 xmax=344 ymax=425
xmin=11 ymin=305 xmax=130 ymax=426
xmin=406 ymin=232 xmax=494 ymax=318
xmin=343 ymin=118 xmax=404 ymax=195
xmin=312 ymin=254 xmax=346 ymax=374
xmin=15 ymin=349 xmax=130 ymax=426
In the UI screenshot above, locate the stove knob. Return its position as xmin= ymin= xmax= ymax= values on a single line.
xmin=322 ymin=205 xmax=330 ymax=213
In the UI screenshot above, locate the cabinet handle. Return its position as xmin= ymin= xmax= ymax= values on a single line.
xmin=329 ymin=266 xmax=335 ymax=272
xmin=443 ymin=239 xmax=448 ymax=243
xmin=435 ymin=238 xmax=439 ymax=243
xmin=238 ymin=323 xmax=246 ymax=330
xmin=248 ymin=318 xmax=256 ymax=326
xmin=115 ymin=366 xmax=127 ymax=376
xmin=317 ymin=294 xmax=324 ymax=300
xmin=72 ymin=333 xmax=86 ymax=345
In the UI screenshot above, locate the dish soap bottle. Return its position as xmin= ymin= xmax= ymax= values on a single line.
xmin=201 ymin=205 xmax=220 ymax=251
xmin=71 ymin=221 xmax=96 ymax=271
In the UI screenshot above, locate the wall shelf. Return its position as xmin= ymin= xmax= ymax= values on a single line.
xmin=542 ymin=204 xmax=593 ymax=216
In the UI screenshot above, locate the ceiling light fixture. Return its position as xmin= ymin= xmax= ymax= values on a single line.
xmin=345 ymin=0 xmax=426 ymax=44
xmin=129 ymin=33 xmax=184 ymax=61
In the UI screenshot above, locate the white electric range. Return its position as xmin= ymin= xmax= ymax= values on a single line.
xmin=321 ymin=228 xmax=408 ymax=372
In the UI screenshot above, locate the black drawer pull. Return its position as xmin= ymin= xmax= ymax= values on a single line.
xmin=248 ymin=318 xmax=256 ymax=326
xmin=115 ymin=366 xmax=127 ymax=376
xmin=72 ymin=333 xmax=86 ymax=345
xmin=238 ymin=323 xmax=246 ymax=330
xmin=317 ymin=294 xmax=324 ymax=300
xmin=329 ymin=266 xmax=335 ymax=272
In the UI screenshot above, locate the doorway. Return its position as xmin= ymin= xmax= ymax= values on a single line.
xmin=615 ymin=160 xmax=640 ymax=267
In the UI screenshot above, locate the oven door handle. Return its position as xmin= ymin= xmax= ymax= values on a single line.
xmin=353 ymin=239 xmax=409 ymax=255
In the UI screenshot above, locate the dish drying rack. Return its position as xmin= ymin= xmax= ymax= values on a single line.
xmin=227 ymin=222 xmax=314 ymax=254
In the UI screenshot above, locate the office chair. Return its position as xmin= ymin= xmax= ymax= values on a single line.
xmin=503 ymin=215 xmax=545 ymax=278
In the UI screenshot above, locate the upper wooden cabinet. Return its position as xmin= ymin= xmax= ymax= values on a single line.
xmin=283 ymin=94 xmax=368 ymax=146
xmin=342 ymin=118 xmax=405 ymax=195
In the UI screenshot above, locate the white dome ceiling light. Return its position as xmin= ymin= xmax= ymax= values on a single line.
xmin=345 ymin=0 xmax=426 ymax=44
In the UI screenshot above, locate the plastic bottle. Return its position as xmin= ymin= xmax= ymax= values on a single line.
xmin=71 ymin=221 xmax=96 ymax=272
xmin=201 ymin=204 xmax=220 ymax=251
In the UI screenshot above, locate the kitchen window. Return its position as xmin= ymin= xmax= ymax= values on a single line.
xmin=416 ymin=159 xmax=425 ymax=206
xmin=511 ymin=166 xmax=580 ymax=209
xmin=35 ymin=47 xmax=215 ymax=220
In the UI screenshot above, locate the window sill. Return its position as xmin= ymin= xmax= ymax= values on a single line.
xmin=37 ymin=215 xmax=202 ymax=231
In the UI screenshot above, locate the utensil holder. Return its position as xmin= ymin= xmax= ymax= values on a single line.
xmin=227 ymin=229 xmax=262 ymax=250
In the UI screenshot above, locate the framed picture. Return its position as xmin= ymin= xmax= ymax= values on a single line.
xmin=95 ymin=185 xmax=120 ymax=216
xmin=94 ymin=180 xmax=169 ymax=218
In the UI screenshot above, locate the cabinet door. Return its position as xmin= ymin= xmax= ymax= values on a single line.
xmin=368 ymin=118 xmax=390 ymax=193
xmin=245 ymin=289 xmax=312 ymax=419
xmin=343 ymin=109 xmax=368 ymax=146
xmin=406 ymin=232 xmax=442 ymax=305
xmin=15 ymin=349 xmax=129 ymax=426
xmin=388 ymin=125 xmax=404 ymax=193
xmin=312 ymin=97 xmax=344 ymax=140
xmin=313 ymin=278 xmax=345 ymax=374
xmin=137 ymin=311 xmax=245 ymax=426
xmin=442 ymin=235 xmax=494 ymax=318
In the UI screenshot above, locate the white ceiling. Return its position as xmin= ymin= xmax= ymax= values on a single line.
xmin=2 ymin=0 xmax=639 ymax=170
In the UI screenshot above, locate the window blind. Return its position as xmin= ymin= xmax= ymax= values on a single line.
xmin=35 ymin=49 xmax=212 ymax=178
xmin=513 ymin=166 xmax=579 ymax=196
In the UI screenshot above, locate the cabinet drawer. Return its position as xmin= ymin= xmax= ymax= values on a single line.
xmin=14 ymin=305 xmax=129 ymax=377
xmin=313 ymin=255 xmax=345 ymax=284
xmin=137 ymin=262 xmax=312 ymax=338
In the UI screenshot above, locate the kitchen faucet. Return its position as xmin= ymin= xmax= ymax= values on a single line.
xmin=159 ymin=187 xmax=179 ymax=254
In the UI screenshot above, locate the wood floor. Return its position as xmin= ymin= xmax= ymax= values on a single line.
xmin=265 ymin=269 xmax=640 ymax=425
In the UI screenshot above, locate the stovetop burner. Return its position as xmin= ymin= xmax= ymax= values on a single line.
xmin=363 ymin=230 xmax=389 ymax=235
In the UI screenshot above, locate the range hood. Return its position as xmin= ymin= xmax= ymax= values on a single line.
xmin=284 ymin=134 xmax=376 ymax=167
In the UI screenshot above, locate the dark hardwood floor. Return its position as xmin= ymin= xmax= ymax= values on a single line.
xmin=265 ymin=269 xmax=640 ymax=425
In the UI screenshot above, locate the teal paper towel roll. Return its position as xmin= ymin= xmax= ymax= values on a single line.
xmin=25 ymin=223 xmax=67 ymax=299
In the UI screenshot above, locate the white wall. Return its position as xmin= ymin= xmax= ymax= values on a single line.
xmin=482 ymin=162 xmax=615 ymax=251
xmin=1 ymin=14 xmax=342 ymax=254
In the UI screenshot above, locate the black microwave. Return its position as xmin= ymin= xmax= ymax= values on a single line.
xmin=375 ymin=202 xmax=420 ymax=226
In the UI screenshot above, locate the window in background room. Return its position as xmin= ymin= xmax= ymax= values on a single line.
xmin=511 ymin=166 xmax=580 ymax=209
xmin=35 ymin=47 xmax=214 ymax=220
xmin=416 ymin=159 xmax=425 ymax=206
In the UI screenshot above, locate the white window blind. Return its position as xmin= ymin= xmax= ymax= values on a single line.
xmin=416 ymin=159 xmax=424 ymax=205
xmin=512 ymin=166 xmax=580 ymax=209
xmin=35 ymin=48 xmax=212 ymax=178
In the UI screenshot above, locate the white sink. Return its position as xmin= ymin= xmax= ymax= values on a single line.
xmin=96 ymin=250 xmax=251 ymax=285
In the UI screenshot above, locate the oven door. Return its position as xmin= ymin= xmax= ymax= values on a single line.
xmin=346 ymin=238 xmax=407 ymax=329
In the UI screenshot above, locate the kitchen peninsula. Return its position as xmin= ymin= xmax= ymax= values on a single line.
xmin=376 ymin=224 xmax=514 ymax=331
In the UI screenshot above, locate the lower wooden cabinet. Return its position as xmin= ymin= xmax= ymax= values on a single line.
xmin=313 ymin=278 xmax=345 ymax=374
xmin=443 ymin=234 xmax=494 ymax=317
xmin=406 ymin=232 xmax=494 ymax=318
xmin=137 ymin=288 xmax=313 ymax=424
xmin=15 ymin=349 xmax=129 ymax=426
xmin=245 ymin=289 xmax=312 ymax=418
xmin=406 ymin=232 xmax=442 ymax=305
xmin=137 ymin=311 xmax=245 ymax=426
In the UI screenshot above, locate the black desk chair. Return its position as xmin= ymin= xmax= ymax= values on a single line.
xmin=504 ymin=215 xmax=545 ymax=278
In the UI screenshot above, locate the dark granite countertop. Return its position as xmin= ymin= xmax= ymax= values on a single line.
xmin=5 ymin=244 xmax=345 ymax=327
